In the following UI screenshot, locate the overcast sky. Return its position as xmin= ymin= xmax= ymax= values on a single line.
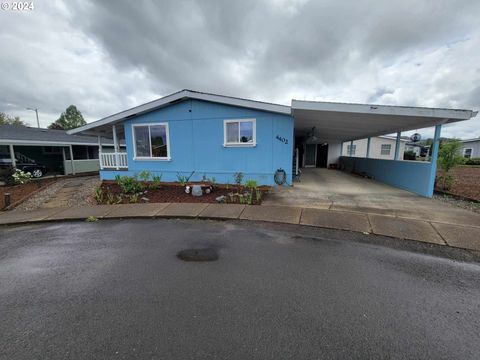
xmin=1 ymin=0 xmax=479 ymax=139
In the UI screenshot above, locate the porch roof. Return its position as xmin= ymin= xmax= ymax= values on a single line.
xmin=292 ymin=100 xmax=477 ymax=142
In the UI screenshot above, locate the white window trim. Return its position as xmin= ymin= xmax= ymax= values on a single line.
xmin=132 ymin=122 xmax=171 ymax=161
xmin=463 ymin=148 xmax=473 ymax=158
xmin=380 ymin=144 xmax=391 ymax=155
xmin=223 ymin=118 xmax=256 ymax=147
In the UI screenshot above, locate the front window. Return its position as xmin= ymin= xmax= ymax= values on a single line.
xmin=347 ymin=144 xmax=356 ymax=156
xmin=381 ymin=144 xmax=391 ymax=155
xmin=133 ymin=123 xmax=170 ymax=159
xmin=463 ymin=148 xmax=473 ymax=158
xmin=224 ymin=119 xmax=256 ymax=146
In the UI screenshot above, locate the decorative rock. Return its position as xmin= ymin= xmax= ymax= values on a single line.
xmin=216 ymin=195 xmax=226 ymax=203
xmin=192 ymin=185 xmax=203 ymax=197
xmin=185 ymin=186 xmax=191 ymax=194
xmin=141 ymin=197 xmax=149 ymax=202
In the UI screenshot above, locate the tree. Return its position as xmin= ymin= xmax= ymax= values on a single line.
xmin=437 ymin=139 xmax=464 ymax=190
xmin=48 ymin=105 xmax=86 ymax=130
xmin=0 ymin=112 xmax=26 ymax=126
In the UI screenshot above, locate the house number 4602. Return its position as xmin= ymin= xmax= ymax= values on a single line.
xmin=276 ymin=135 xmax=288 ymax=144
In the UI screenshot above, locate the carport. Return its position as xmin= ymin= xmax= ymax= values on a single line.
xmin=291 ymin=100 xmax=477 ymax=197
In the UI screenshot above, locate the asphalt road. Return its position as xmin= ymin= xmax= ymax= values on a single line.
xmin=1 ymin=219 xmax=479 ymax=359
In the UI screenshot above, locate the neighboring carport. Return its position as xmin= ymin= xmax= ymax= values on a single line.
xmin=0 ymin=125 xmax=117 ymax=176
xmin=291 ymin=100 xmax=477 ymax=197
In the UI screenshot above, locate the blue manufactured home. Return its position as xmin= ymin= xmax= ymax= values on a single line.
xmin=117 ymin=99 xmax=294 ymax=185
xmin=70 ymin=90 xmax=476 ymax=197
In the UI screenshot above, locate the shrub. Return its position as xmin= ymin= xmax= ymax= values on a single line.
xmin=244 ymin=179 xmax=258 ymax=189
xmin=138 ymin=170 xmax=151 ymax=182
xmin=465 ymin=157 xmax=480 ymax=166
xmin=437 ymin=139 xmax=464 ymax=190
xmin=437 ymin=174 xmax=455 ymax=191
xmin=115 ymin=174 xmax=143 ymax=194
xmin=255 ymin=189 xmax=262 ymax=203
xmin=11 ymin=169 xmax=32 ymax=185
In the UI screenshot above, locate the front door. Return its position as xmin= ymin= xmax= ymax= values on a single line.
xmin=304 ymin=144 xmax=317 ymax=167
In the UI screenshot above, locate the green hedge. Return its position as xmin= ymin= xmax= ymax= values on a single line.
xmin=465 ymin=157 xmax=480 ymax=166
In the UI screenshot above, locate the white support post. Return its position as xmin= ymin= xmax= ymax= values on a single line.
xmin=112 ymin=125 xmax=119 ymax=170
xmin=394 ymin=132 xmax=401 ymax=160
xmin=427 ymin=124 xmax=442 ymax=197
xmin=366 ymin=137 xmax=371 ymax=158
xmin=9 ymin=144 xmax=16 ymax=168
xmin=349 ymin=140 xmax=354 ymax=157
xmin=69 ymin=144 xmax=76 ymax=175
xmin=98 ymin=136 xmax=103 ymax=169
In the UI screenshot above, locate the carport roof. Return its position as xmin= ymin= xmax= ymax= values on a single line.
xmin=0 ymin=125 xmax=116 ymax=146
xmin=292 ymin=100 xmax=477 ymax=142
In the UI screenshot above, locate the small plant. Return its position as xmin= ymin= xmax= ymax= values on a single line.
xmin=11 ymin=169 xmax=32 ymax=185
xmin=247 ymin=192 xmax=253 ymax=205
xmin=106 ymin=193 xmax=115 ymax=205
xmin=233 ymin=172 xmax=244 ymax=186
xmin=116 ymin=194 xmax=123 ymax=204
xmin=244 ymin=179 xmax=258 ymax=190
xmin=94 ymin=187 xmax=104 ymax=203
xmin=176 ymin=171 xmax=195 ymax=186
xmin=209 ymin=177 xmax=216 ymax=186
xmin=129 ymin=193 xmax=140 ymax=203
xmin=138 ymin=170 xmax=151 ymax=182
xmin=150 ymin=174 xmax=162 ymax=189
xmin=86 ymin=216 xmax=98 ymax=222
xmin=256 ymin=189 xmax=262 ymax=203
xmin=437 ymin=139 xmax=464 ymax=190
xmin=176 ymin=174 xmax=188 ymax=186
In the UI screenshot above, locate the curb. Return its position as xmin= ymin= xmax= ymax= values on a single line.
xmin=1 ymin=204 xmax=479 ymax=253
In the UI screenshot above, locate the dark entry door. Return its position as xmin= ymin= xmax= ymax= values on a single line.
xmin=316 ymin=144 xmax=328 ymax=168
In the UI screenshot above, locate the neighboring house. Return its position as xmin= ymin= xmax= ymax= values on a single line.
xmin=460 ymin=138 xmax=480 ymax=159
xmin=341 ymin=136 xmax=407 ymax=160
xmin=69 ymin=89 xmax=476 ymax=197
xmin=0 ymin=125 xmax=122 ymax=176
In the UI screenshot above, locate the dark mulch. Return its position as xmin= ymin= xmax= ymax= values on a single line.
xmin=99 ymin=182 xmax=268 ymax=205
xmin=436 ymin=167 xmax=480 ymax=202
xmin=0 ymin=178 xmax=57 ymax=210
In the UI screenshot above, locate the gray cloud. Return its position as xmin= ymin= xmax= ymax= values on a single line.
xmin=0 ymin=0 xmax=479 ymax=138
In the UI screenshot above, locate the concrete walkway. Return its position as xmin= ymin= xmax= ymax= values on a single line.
xmin=1 ymin=202 xmax=479 ymax=252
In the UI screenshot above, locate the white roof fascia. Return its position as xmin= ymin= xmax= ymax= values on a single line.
xmin=292 ymin=100 xmax=477 ymax=121
xmin=69 ymin=90 xmax=291 ymax=135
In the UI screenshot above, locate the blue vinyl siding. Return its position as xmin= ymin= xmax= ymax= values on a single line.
xmin=101 ymin=99 xmax=294 ymax=185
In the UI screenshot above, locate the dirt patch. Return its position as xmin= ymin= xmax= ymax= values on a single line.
xmin=436 ymin=166 xmax=480 ymax=201
xmin=0 ymin=178 xmax=57 ymax=209
xmin=98 ymin=182 xmax=268 ymax=205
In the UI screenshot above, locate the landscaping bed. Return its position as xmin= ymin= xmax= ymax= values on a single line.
xmin=435 ymin=166 xmax=480 ymax=202
xmin=96 ymin=181 xmax=269 ymax=205
xmin=0 ymin=177 xmax=57 ymax=210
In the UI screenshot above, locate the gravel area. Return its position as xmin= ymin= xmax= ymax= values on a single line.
xmin=433 ymin=193 xmax=480 ymax=214
xmin=13 ymin=176 xmax=100 ymax=211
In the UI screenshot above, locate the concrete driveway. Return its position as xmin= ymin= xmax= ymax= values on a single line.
xmin=264 ymin=168 xmax=480 ymax=227
xmin=1 ymin=219 xmax=479 ymax=359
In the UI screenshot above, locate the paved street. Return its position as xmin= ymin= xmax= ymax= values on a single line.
xmin=1 ymin=219 xmax=479 ymax=359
